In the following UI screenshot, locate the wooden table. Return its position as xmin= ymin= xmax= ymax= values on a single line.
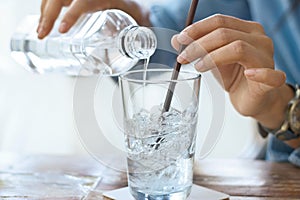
xmin=0 ymin=153 xmax=299 ymax=199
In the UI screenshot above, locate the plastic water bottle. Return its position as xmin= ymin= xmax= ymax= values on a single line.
xmin=10 ymin=9 xmax=157 ymax=76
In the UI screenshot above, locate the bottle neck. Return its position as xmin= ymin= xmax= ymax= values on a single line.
xmin=118 ymin=26 xmax=157 ymax=59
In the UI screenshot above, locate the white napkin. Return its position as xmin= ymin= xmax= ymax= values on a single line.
xmin=103 ymin=184 xmax=229 ymax=200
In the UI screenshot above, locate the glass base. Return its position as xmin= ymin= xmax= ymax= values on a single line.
xmin=130 ymin=187 xmax=191 ymax=200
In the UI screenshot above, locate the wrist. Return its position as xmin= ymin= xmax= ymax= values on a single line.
xmin=254 ymin=84 xmax=295 ymax=130
xmin=256 ymin=84 xmax=300 ymax=149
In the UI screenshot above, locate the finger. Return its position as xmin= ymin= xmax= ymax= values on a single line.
xmin=171 ymin=34 xmax=189 ymax=54
xmin=38 ymin=0 xmax=65 ymax=39
xmin=177 ymin=14 xmax=265 ymax=45
xmin=194 ymin=40 xmax=273 ymax=72
xmin=244 ymin=68 xmax=286 ymax=88
xmin=40 ymin=0 xmax=47 ymax=20
xmin=59 ymin=0 xmax=110 ymax=33
xmin=37 ymin=0 xmax=48 ymax=33
xmin=177 ymin=28 xmax=273 ymax=64
xmin=173 ymin=32 xmax=194 ymax=46
xmin=59 ymin=0 xmax=116 ymax=33
xmin=171 ymin=35 xmax=180 ymax=52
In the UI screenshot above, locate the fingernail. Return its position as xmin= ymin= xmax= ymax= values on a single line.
xmin=195 ymin=59 xmax=204 ymax=71
xmin=244 ymin=69 xmax=257 ymax=76
xmin=37 ymin=26 xmax=43 ymax=34
xmin=177 ymin=51 xmax=187 ymax=63
xmin=177 ymin=32 xmax=190 ymax=43
xmin=59 ymin=22 xmax=68 ymax=33
xmin=37 ymin=27 xmax=45 ymax=38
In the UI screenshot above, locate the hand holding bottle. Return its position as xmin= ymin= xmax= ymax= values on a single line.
xmin=11 ymin=10 xmax=156 ymax=76
xmin=37 ymin=0 xmax=150 ymax=39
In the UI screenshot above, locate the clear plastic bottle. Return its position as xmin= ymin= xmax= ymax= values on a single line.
xmin=10 ymin=9 xmax=157 ymax=76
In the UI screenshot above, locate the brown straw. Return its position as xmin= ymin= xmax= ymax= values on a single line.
xmin=162 ymin=0 xmax=199 ymax=112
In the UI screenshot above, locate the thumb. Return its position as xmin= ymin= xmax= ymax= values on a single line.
xmin=244 ymin=68 xmax=286 ymax=92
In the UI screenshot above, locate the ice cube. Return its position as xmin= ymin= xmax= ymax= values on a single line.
xmin=150 ymin=105 xmax=162 ymax=123
xmin=182 ymin=104 xmax=198 ymax=122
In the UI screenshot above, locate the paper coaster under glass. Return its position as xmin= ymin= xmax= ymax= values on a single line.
xmin=103 ymin=184 xmax=229 ymax=200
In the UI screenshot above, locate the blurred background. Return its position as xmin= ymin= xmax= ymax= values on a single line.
xmin=0 ymin=0 xmax=266 ymax=159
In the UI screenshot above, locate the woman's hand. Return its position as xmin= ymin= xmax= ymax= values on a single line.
xmin=172 ymin=14 xmax=294 ymax=130
xmin=37 ymin=0 xmax=150 ymax=39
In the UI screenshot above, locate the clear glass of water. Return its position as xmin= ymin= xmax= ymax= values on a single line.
xmin=119 ymin=69 xmax=201 ymax=200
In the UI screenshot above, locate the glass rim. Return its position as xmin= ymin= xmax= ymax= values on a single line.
xmin=119 ymin=68 xmax=201 ymax=84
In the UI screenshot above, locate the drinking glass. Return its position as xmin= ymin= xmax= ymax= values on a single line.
xmin=119 ymin=69 xmax=201 ymax=200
